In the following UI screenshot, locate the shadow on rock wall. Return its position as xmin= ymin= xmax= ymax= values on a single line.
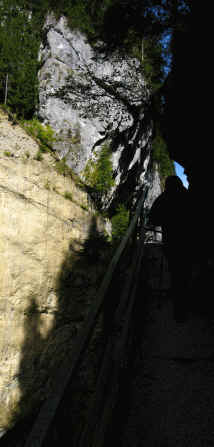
xmin=1 ymin=216 xmax=111 ymax=445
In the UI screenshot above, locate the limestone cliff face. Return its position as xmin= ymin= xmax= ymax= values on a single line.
xmin=0 ymin=15 xmax=162 ymax=437
xmin=143 ymin=161 xmax=162 ymax=242
xmin=145 ymin=163 xmax=162 ymax=208
xmin=38 ymin=14 xmax=152 ymax=207
xmin=0 ymin=109 xmax=109 ymax=434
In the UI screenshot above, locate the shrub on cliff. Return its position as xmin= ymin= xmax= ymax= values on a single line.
xmin=152 ymin=133 xmax=175 ymax=187
xmin=22 ymin=119 xmax=55 ymax=150
xmin=84 ymin=144 xmax=115 ymax=196
xmin=111 ymin=204 xmax=130 ymax=244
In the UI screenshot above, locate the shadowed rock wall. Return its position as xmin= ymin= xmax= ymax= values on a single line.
xmin=0 ymin=110 xmax=109 ymax=434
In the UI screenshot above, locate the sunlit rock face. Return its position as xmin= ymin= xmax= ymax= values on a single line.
xmin=144 ymin=162 xmax=162 ymax=242
xmin=145 ymin=162 xmax=162 ymax=209
xmin=0 ymin=14 xmax=161 ymax=438
xmin=0 ymin=110 xmax=109 ymax=433
xmin=38 ymin=14 xmax=153 ymax=206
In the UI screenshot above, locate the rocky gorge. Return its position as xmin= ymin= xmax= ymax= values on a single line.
xmin=0 ymin=13 xmax=162 ymax=440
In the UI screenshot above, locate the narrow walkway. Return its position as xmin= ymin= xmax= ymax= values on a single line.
xmin=122 ymin=272 xmax=214 ymax=446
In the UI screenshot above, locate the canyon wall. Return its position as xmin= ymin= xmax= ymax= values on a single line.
xmin=0 ymin=13 xmax=161 ymax=439
xmin=38 ymin=14 xmax=153 ymax=208
xmin=0 ymin=109 xmax=109 ymax=435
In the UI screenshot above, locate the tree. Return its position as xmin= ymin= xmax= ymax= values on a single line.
xmin=0 ymin=0 xmax=40 ymax=117
xmin=84 ymin=145 xmax=115 ymax=194
xmin=0 ymin=0 xmax=192 ymax=122
xmin=111 ymin=204 xmax=130 ymax=243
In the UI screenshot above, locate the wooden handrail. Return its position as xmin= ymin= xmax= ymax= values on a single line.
xmin=92 ymin=222 xmax=147 ymax=447
xmin=78 ymin=220 xmax=146 ymax=446
xmin=24 ymin=187 xmax=148 ymax=447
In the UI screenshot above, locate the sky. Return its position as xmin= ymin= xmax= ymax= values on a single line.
xmin=174 ymin=161 xmax=189 ymax=188
xmin=160 ymin=33 xmax=189 ymax=190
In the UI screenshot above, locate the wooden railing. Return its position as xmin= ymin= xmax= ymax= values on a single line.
xmin=24 ymin=187 xmax=148 ymax=447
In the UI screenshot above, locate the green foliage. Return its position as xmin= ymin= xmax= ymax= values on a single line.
xmin=111 ymin=204 xmax=130 ymax=243
xmin=4 ymin=150 xmax=12 ymax=157
xmin=55 ymin=159 xmax=75 ymax=178
xmin=22 ymin=119 xmax=55 ymax=150
xmin=64 ymin=191 xmax=73 ymax=201
xmin=44 ymin=180 xmax=51 ymax=190
xmin=54 ymin=158 xmax=86 ymax=193
xmin=0 ymin=0 xmax=191 ymax=121
xmin=84 ymin=144 xmax=115 ymax=195
xmin=61 ymin=3 xmax=95 ymax=36
xmin=80 ymin=204 xmax=89 ymax=211
xmin=52 ymin=185 xmax=59 ymax=194
xmin=47 ymin=0 xmax=114 ymax=38
xmin=152 ymin=134 xmax=175 ymax=185
xmin=55 ymin=159 xmax=67 ymax=176
xmin=34 ymin=150 xmax=43 ymax=161
xmin=0 ymin=1 xmax=40 ymax=118
xmin=142 ymin=39 xmax=165 ymax=90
